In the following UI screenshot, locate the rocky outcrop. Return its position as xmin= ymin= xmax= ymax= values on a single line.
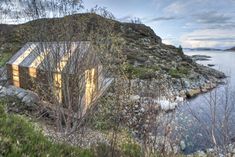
xmin=0 ymin=85 xmax=40 ymax=105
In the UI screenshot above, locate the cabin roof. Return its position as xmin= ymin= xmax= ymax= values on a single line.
xmin=7 ymin=41 xmax=100 ymax=73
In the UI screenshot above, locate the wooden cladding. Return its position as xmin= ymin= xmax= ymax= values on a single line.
xmin=11 ymin=65 xmax=20 ymax=87
xmin=12 ymin=44 xmax=36 ymax=65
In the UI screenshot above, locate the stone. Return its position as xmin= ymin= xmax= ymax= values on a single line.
xmin=186 ymin=88 xmax=201 ymax=98
xmin=201 ymin=87 xmax=208 ymax=93
xmin=0 ymin=87 xmax=7 ymax=97
xmin=6 ymin=88 xmax=16 ymax=96
xmin=195 ymin=150 xmax=206 ymax=157
xmin=206 ymin=148 xmax=214 ymax=154
xmin=180 ymin=140 xmax=186 ymax=151
xmin=130 ymin=95 xmax=140 ymax=101
xmin=17 ymin=91 xmax=27 ymax=99
xmin=22 ymin=92 xmax=40 ymax=104
xmin=173 ymin=145 xmax=180 ymax=154
xmin=140 ymin=107 xmax=145 ymax=112
xmin=0 ymin=77 xmax=7 ymax=82
xmin=182 ymin=79 xmax=191 ymax=89
xmin=13 ymin=87 xmax=26 ymax=95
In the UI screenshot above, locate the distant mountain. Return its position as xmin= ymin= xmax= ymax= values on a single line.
xmin=184 ymin=47 xmax=222 ymax=51
xmin=225 ymin=47 xmax=235 ymax=51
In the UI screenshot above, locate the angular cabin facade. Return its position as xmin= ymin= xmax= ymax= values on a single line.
xmin=6 ymin=42 xmax=111 ymax=112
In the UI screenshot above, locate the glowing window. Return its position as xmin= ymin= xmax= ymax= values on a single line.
xmin=53 ymin=73 xmax=62 ymax=103
xmin=85 ymin=68 xmax=96 ymax=109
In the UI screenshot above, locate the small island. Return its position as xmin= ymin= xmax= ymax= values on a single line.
xmin=191 ymin=55 xmax=212 ymax=61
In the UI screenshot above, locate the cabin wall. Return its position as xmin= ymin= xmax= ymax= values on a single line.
xmin=7 ymin=63 xmax=101 ymax=114
xmin=6 ymin=64 xmax=13 ymax=86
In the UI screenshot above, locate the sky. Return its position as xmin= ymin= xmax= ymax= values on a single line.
xmin=83 ymin=0 xmax=235 ymax=49
xmin=1 ymin=0 xmax=235 ymax=49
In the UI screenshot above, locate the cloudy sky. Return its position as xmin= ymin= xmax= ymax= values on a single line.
xmin=1 ymin=0 xmax=235 ymax=49
xmin=84 ymin=0 xmax=235 ymax=49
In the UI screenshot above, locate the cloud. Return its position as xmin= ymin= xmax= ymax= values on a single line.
xmin=162 ymin=34 xmax=179 ymax=45
xmin=181 ymin=11 xmax=235 ymax=32
xmin=162 ymin=39 xmax=173 ymax=45
xmin=118 ymin=15 xmax=133 ymax=22
xmin=118 ymin=15 xmax=145 ymax=23
xmin=180 ymin=28 xmax=235 ymax=48
xmin=148 ymin=16 xmax=178 ymax=22
xmin=163 ymin=1 xmax=189 ymax=14
xmin=119 ymin=15 xmax=179 ymax=23
xmin=192 ymin=11 xmax=232 ymax=24
xmin=190 ymin=37 xmax=235 ymax=42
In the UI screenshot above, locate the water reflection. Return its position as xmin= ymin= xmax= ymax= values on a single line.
xmin=175 ymin=50 xmax=235 ymax=153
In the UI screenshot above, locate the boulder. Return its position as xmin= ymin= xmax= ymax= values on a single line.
xmin=180 ymin=140 xmax=186 ymax=151
xmin=195 ymin=150 xmax=207 ymax=157
xmin=6 ymin=88 xmax=16 ymax=96
xmin=17 ymin=91 xmax=27 ymax=99
xmin=22 ymin=92 xmax=40 ymax=105
xmin=0 ymin=86 xmax=7 ymax=97
xmin=186 ymin=88 xmax=201 ymax=98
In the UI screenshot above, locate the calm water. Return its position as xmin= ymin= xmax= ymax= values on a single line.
xmin=185 ymin=50 xmax=235 ymax=86
xmin=176 ymin=50 xmax=235 ymax=154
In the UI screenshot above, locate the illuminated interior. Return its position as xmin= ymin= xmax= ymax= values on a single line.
xmin=11 ymin=65 xmax=20 ymax=87
xmin=53 ymin=73 xmax=62 ymax=103
xmin=85 ymin=68 xmax=96 ymax=110
xmin=53 ymin=44 xmax=78 ymax=103
xmin=28 ymin=68 xmax=37 ymax=78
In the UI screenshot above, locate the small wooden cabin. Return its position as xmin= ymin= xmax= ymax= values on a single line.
xmin=6 ymin=41 xmax=111 ymax=112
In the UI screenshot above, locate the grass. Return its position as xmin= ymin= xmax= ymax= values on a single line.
xmin=124 ymin=64 xmax=159 ymax=79
xmin=0 ymin=42 xmax=22 ymax=67
xmin=0 ymin=98 xmax=145 ymax=157
xmin=169 ymin=66 xmax=190 ymax=78
xmin=0 ymin=99 xmax=93 ymax=157
xmin=0 ymin=53 xmax=12 ymax=67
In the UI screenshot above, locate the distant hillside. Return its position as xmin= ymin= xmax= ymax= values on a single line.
xmin=0 ymin=13 xmax=225 ymax=98
xmin=184 ymin=47 xmax=222 ymax=51
xmin=225 ymin=47 xmax=235 ymax=51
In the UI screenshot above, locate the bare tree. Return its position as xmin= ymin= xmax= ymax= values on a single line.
xmin=185 ymin=79 xmax=235 ymax=155
xmin=89 ymin=5 xmax=115 ymax=20
xmin=131 ymin=17 xmax=142 ymax=24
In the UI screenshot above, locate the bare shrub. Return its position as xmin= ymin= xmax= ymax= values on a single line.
xmin=184 ymin=79 xmax=235 ymax=155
